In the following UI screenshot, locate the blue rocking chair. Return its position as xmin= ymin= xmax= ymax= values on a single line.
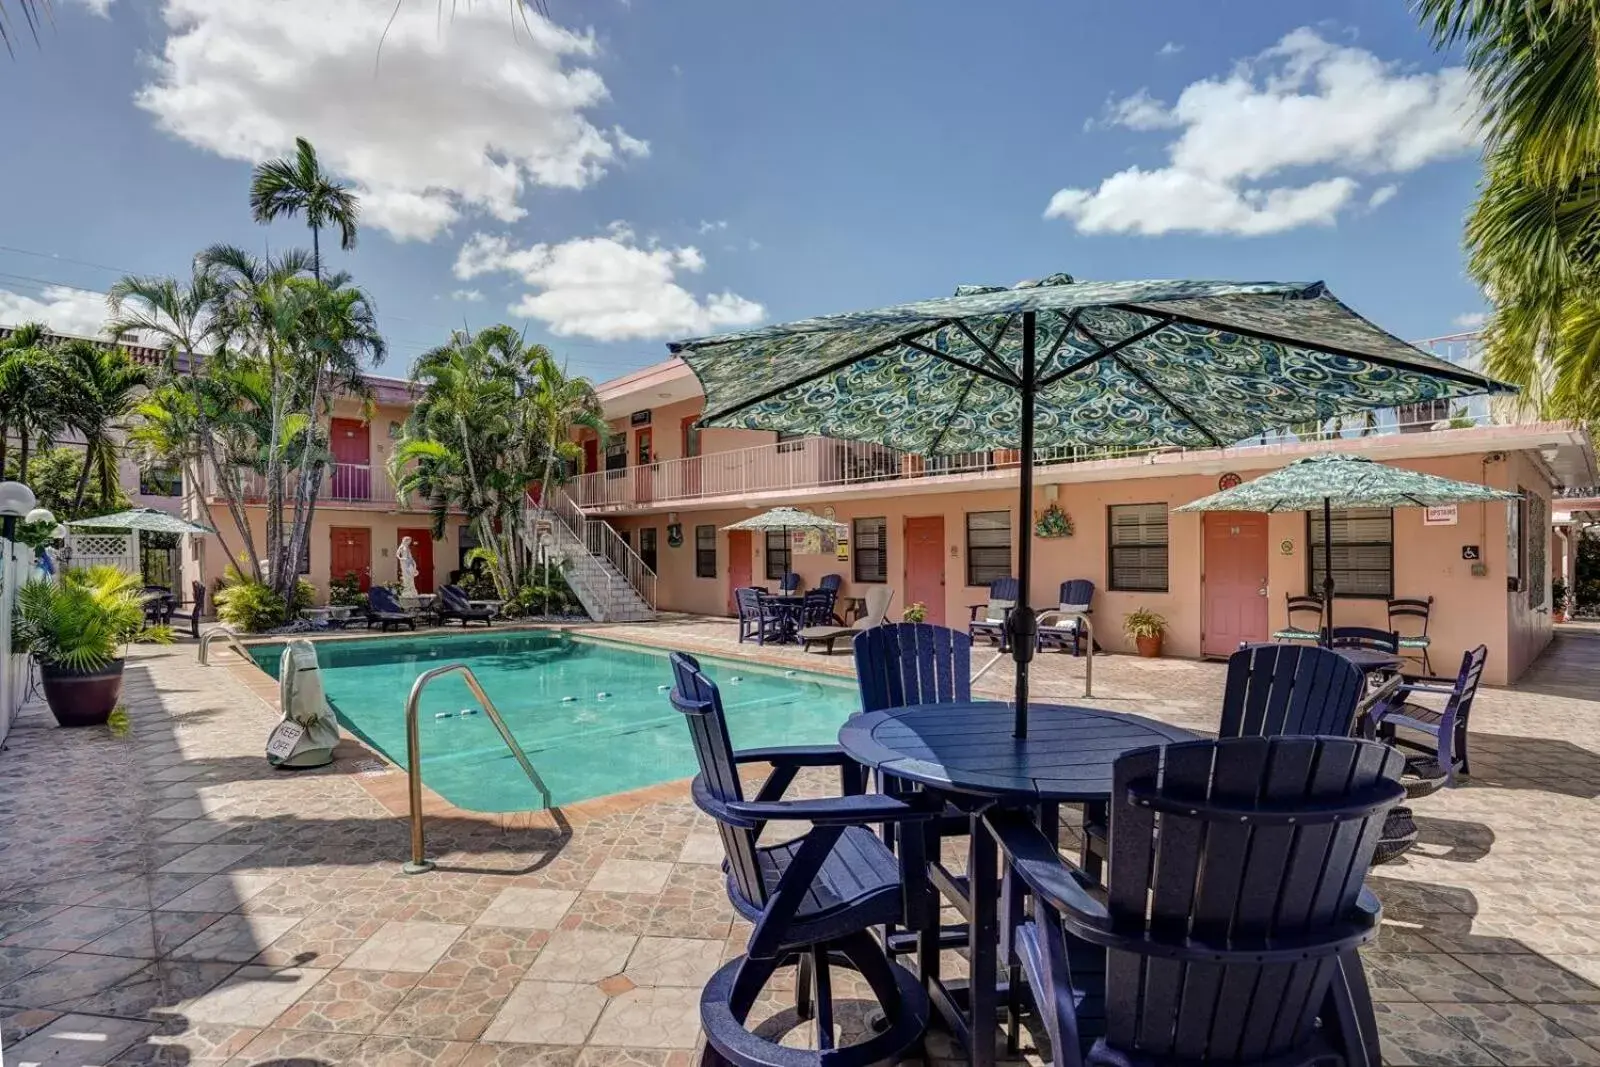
xmin=968 ymin=576 xmax=1019 ymax=649
xmin=667 ymin=652 xmax=935 ymax=1067
xmin=988 ymin=735 xmax=1405 ymax=1067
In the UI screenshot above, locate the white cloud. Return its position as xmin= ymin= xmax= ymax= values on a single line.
xmin=1158 ymin=42 xmax=1183 ymax=57
xmin=0 ymin=286 xmax=116 ymax=339
xmin=1049 ymin=28 xmax=1479 ymax=236
xmin=1367 ymin=183 xmax=1400 ymax=209
xmin=450 ymin=289 xmax=484 ymax=302
xmin=455 ymin=229 xmax=765 ymax=342
xmin=697 ymin=219 xmax=728 ymax=234
xmin=64 ymin=0 xmax=116 ymax=16
xmin=1453 ymin=311 xmax=1488 ymax=329
xmin=136 ymin=0 xmax=647 ymax=242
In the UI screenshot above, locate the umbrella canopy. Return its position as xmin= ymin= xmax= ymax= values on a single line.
xmin=722 ymin=507 xmax=843 ymax=532
xmin=1175 ymin=454 xmax=1520 ymax=638
xmin=1174 ymin=454 xmax=1521 ymax=513
xmin=68 ymin=508 xmax=215 ymax=536
xmin=673 ymin=274 xmax=1514 ymax=736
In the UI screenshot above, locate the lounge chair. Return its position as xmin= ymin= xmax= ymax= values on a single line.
xmin=168 ymin=581 xmax=207 ymax=639
xmin=967 ymin=576 xmax=1018 ymax=649
xmin=666 ymin=651 xmax=936 ymax=1067
xmin=1035 ymin=578 xmax=1094 ymax=655
xmin=365 ymin=587 xmax=417 ymax=631
xmin=438 ymin=584 xmax=493 ymax=627
xmin=987 ymin=734 xmax=1404 ymax=1067
xmin=799 ymin=586 xmax=893 ymax=653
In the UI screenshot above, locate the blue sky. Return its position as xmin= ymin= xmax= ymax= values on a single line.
xmin=0 ymin=0 xmax=1485 ymax=385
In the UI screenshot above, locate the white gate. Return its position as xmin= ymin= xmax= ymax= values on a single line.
xmin=0 ymin=538 xmax=33 ymax=746
xmin=67 ymin=531 xmax=139 ymax=574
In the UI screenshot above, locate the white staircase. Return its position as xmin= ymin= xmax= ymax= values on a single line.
xmin=533 ymin=490 xmax=656 ymax=623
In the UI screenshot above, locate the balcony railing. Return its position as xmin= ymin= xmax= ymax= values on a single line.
xmin=219 ymin=463 xmax=398 ymax=506
xmin=571 ymin=402 xmax=1510 ymax=512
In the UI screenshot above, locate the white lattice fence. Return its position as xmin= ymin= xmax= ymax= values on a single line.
xmin=67 ymin=532 xmax=138 ymax=574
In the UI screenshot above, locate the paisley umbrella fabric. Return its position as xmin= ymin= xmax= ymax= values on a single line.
xmin=722 ymin=507 xmax=844 ymax=532
xmin=68 ymin=507 xmax=215 ymax=535
xmin=1174 ymin=454 xmax=1520 ymax=514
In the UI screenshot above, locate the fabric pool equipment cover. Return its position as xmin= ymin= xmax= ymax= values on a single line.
xmin=671 ymin=274 xmax=1515 ymax=737
xmin=268 ymin=640 xmax=339 ymax=768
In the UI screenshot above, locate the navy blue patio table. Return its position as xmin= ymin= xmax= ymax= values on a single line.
xmin=838 ymin=701 xmax=1195 ymax=1067
xmin=1336 ymin=648 xmax=1405 ymax=675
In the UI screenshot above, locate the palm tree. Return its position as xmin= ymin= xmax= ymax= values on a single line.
xmin=56 ymin=341 xmax=151 ymax=509
xmin=249 ymin=137 xmax=359 ymax=281
xmin=1417 ymin=0 xmax=1600 ymax=420
xmin=0 ymin=321 xmax=48 ymax=474
xmin=0 ymin=324 xmax=68 ymax=482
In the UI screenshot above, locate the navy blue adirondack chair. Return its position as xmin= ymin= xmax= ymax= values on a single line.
xmin=1036 ymin=579 xmax=1095 ymax=656
xmin=968 ymin=577 xmax=1020 ymax=649
xmin=779 ymin=571 xmax=802 ymax=595
xmin=1329 ymin=626 xmax=1400 ymax=654
xmin=988 ymin=735 xmax=1405 ymax=1067
xmin=667 ymin=652 xmax=935 ymax=1067
xmin=1369 ymin=644 xmax=1487 ymax=786
xmin=854 ymin=623 xmax=972 ymax=713
xmin=818 ymin=573 xmax=844 ymax=595
xmin=735 ymin=587 xmax=781 ymax=645
xmin=801 ymin=589 xmax=839 ymax=628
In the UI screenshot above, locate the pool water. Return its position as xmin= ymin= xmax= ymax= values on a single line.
xmin=248 ymin=631 xmax=861 ymax=811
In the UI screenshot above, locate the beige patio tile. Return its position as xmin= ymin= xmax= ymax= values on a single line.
xmin=474 ymin=887 xmax=578 ymax=930
xmin=675 ymin=834 xmax=724 ymax=865
xmin=590 ymin=986 xmax=702 ymax=1048
xmin=482 ymin=979 xmax=608 ymax=1044
xmin=623 ymin=937 xmax=724 ymax=988
xmin=526 ymin=930 xmax=636 ymax=983
xmin=177 ymin=963 xmax=330 ymax=1026
xmin=586 ymin=859 xmax=673 ymax=895
xmin=1430 ymin=1001 xmax=1600 ymax=1065
xmin=343 ymin=920 xmax=467 ymax=973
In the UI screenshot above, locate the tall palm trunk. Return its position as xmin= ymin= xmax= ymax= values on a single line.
xmin=0 ymin=421 xmax=8 ymax=474
xmin=19 ymin=433 xmax=31 ymax=482
xmin=73 ymin=441 xmax=94 ymax=509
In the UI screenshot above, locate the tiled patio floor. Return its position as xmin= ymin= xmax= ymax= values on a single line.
xmin=2 ymin=621 xmax=1599 ymax=1065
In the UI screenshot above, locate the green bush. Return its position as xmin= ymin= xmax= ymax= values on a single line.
xmin=328 ymin=572 xmax=366 ymax=608
xmin=214 ymin=569 xmax=316 ymax=632
xmin=503 ymin=569 xmax=583 ymax=617
xmin=14 ymin=565 xmax=172 ymax=671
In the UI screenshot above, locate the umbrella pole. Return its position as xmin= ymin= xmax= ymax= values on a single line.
xmin=1321 ymin=496 xmax=1335 ymax=646
xmin=1010 ymin=312 xmax=1038 ymax=739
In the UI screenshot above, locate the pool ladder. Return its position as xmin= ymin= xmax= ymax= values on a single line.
xmin=402 ymin=663 xmax=552 ymax=875
xmin=197 ymin=628 xmax=251 ymax=666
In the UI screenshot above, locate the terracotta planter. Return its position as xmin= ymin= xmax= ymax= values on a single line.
xmin=40 ymin=660 xmax=126 ymax=728
xmin=1134 ymin=634 xmax=1163 ymax=658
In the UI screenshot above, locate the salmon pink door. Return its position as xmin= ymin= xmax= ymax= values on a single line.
xmin=904 ymin=516 xmax=945 ymax=624
xmin=398 ymin=528 xmax=435 ymax=594
xmin=329 ymin=418 xmax=371 ymax=500
xmin=582 ymin=437 xmax=599 ymax=474
xmin=727 ymin=530 xmax=752 ymax=614
xmin=330 ymin=527 xmax=372 ymax=592
xmin=1202 ymin=512 xmax=1269 ymax=657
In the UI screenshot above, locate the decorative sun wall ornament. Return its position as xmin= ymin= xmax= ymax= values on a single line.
xmin=1034 ymin=502 xmax=1074 ymax=539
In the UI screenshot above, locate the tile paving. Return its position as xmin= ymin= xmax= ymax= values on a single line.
xmin=0 ymin=621 xmax=1598 ymax=1064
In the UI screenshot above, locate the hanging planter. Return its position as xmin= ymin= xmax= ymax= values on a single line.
xmin=1034 ymin=503 xmax=1074 ymax=539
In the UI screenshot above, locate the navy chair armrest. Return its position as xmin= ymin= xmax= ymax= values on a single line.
xmin=726 ymin=791 xmax=944 ymax=826
xmin=968 ymin=604 xmax=986 ymax=620
xmin=733 ymin=744 xmax=854 ymax=768
xmin=985 ymin=810 xmax=1110 ymax=929
xmin=1392 ymin=682 xmax=1457 ymax=697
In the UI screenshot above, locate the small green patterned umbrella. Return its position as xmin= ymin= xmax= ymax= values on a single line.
xmin=68 ymin=507 xmax=215 ymax=535
xmin=722 ymin=507 xmax=843 ymax=532
xmin=1176 ymin=454 xmax=1519 ymax=637
xmin=673 ymin=274 xmax=1514 ymax=736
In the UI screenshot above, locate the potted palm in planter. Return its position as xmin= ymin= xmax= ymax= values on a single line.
xmin=15 ymin=565 xmax=171 ymax=728
xmin=1123 ymin=607 xmax=1168 ymax=658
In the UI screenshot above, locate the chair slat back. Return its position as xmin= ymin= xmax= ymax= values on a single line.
xmin=1057 ymin=579 xmax=1094 ymax=613
xmin=439 ymin=584 xmax=470 ymax=609
xmin=1285 ymin=594 xmax=1324 ymax=630
xmin=859 ymin=587 xmax=895 ymax=628
xmin=779 ymin=571 xmax=801 ymax=594
xmin=1329 ymin=626 xmax=1399 ymax=654
xmin=854 ymin=624 xmax=972 ymax=713
xmin=1220 ymin=644 xmax=1365 ymax=739
xmin=666 ymin=652 xmax=765 ymax=906
xmin=802 ymin=589 xmax=836 ymax=626
xmin=982 ymin=577 xmax=1020 ymax=621
xmin=1387 ymin=596 xmax=1434 ymax=639
xmin=369 ymin=586 xmax=405 ymax=613
xmin=733 ymin=586 xmax=762 ymax=621
xmin=1104 ymin=736 xmax=1403 ymax=1062
xmin=818 ymin=574 xmax=843 ymax=594
xmin=1446 ymin=644 xmax=1489 ymax=721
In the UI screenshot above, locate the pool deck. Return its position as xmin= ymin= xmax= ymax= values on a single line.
xmin=2 ymin=619 xmax=1600 ymax=1065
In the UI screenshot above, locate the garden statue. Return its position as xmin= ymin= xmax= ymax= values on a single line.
xmin=397 ymin=536 xmax=419 ymax=599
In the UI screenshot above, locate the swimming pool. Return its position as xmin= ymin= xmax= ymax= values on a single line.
xmin=247 ymin=631 xmax=862 ymax=811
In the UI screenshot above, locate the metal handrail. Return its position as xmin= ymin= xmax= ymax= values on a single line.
xmin=545 ymin=489 xmax=656 ymax=610
xmin=198 ymin=628 xmax=252 ymax=666
xmin=403 ymin=663 xmax=551 ymax=874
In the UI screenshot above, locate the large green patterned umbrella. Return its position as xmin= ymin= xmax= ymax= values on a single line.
xmin=68 ymin=507 xmax=214 ymax=535
xmin=1176 ymin=453 xmax=1519 ymax=638
xmin=672 ymin=274 xmax=1514 ymax=736
xmin=722 ymin=507 xmax=843 ymax=533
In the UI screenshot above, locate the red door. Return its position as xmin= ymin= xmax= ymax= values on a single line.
xmin=398 ymin=528 xmax=435 ymax=594
xmin=330 ymin=418 xmax=371 ymax=500
xmin=728 ymin=530 xmax=753 ymax=615
xmin=635 ymin=427 xmax=654 ymax=503
xmin=904 ymin=516 xmax=945 ymax=625
xmin=1202 ymin=512 xmax=1270 ymax=657
xmin=330 ymin=526 xmax=372 ymax=592
xmin=682 ymin=414 xmax=702 ymax=497
xmin=582 ymin=437 xmax=599 ymax=474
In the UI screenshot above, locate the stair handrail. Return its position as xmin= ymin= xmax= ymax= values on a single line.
xmin=549 ymin=489 xmax=657 ymax=610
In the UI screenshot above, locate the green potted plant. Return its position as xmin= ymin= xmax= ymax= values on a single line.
xmin=15 ymin=565 xmax=172 ymax=728
xmin=1553 ymin=578 xmax=1568 ymax=623
xmin=1123 ymin=607 xmax=1168 ymax=658
xmin=902 ymin=602 xmax=928 ymax=624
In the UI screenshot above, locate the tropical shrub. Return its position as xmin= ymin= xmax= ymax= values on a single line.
xmin=1122 ymin=608 xmax=1168 ymax=641
xmin=902 ymin=602 xmax=928 ymax=623
xmin=214 ymin=568 xmax=316 ymax=631
xmin=327 ymin=571 xmax=366 ymax=608
xmin=14 ymin=565 xmax=172 ymax=672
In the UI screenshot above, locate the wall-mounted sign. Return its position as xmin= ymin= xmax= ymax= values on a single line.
xmin=630 ymin=410 xmax=652 ymax=427
xmin=1279 ymin=538 xmax=1294 ymax=556
xmin=1424 ymin=504 xmax=1459 ymax=526
xmin=666 ymin=523 xmax=683 ymax=548
xmin=1461 ymin=544 xmax=1480 ymax=561
xmin=1218 ymin=472 xmax=1242 ymax=491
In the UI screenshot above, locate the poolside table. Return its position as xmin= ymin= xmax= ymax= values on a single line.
xmin=1335 ymin=648 xmax=1405 ymax=675
xmin=839 ymin=701 xmax=1196 ymax=1067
